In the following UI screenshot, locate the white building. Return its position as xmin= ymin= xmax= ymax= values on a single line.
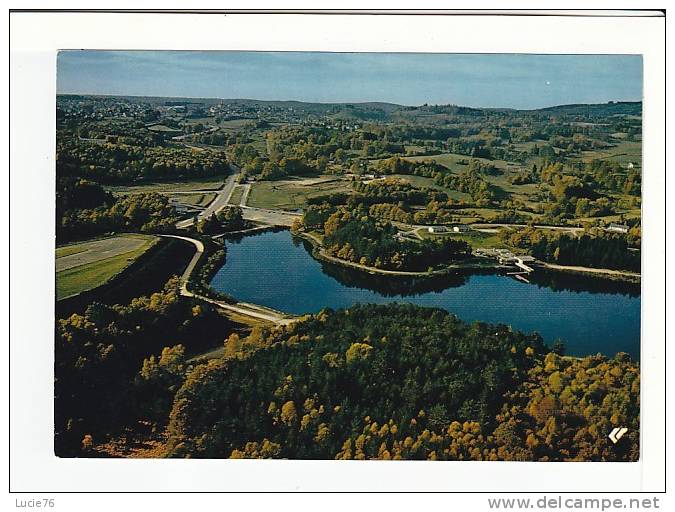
xmin=607 ymin=223 xmax=629 ymax=234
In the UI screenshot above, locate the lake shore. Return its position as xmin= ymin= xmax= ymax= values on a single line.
xmin=296 ymin=230 xmax=642 ymax=283
xmin=537 ymin=261 xmax=641 ymax=284
xmin=209 ymin=229 xmax=640 ymax=358
xmin=296 ymin=231 xmax=510 ymax=277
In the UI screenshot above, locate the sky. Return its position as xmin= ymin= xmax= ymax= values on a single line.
xmin=57 ymin=51 xmax=642 ymax=110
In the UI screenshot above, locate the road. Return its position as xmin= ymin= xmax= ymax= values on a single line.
xmin=160 ymin=235 xmax=204 ymax=295
xmin=393 ymin=221 xmax=584 ymax=235
xmin=471 ymin=223 xmax=585 ymax=234
xmin=175 ymin=164 xmax=241 ymax=229
xmin=160 ymin=234 xmax=297 ymax=325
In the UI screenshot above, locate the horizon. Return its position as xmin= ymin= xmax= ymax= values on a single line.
xmin=56 ymin=91 xmax=643 ymax=111
xmin=57 ymin=51 xmax=643 ymax=110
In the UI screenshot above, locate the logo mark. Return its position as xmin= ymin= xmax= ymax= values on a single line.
xmin=609 ymin=427 xmax=628 ymax=444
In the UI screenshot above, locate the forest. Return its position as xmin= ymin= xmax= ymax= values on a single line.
xmin=299 ymin=197 xmax=471 ymax=271
xmin=500 ymin=227 xmax=641 ymax=272
xmin=54 ymin=278 xmax=235 ymax=456
xmin=163 ymin=304 xmax=639 ymax=461
xmin=57 ymin=178 xmax=179 ymax=241
xmin=56 ymin=139 xmax=229 ymax=183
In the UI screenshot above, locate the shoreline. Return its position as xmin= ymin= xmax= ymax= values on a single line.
xmin=296 ymin=231 xmax=510 ymax=277
xmin=295 ymin=230 xmax=642 ymax=283
xmin=537 ymin=262 xmax=641 ymax=284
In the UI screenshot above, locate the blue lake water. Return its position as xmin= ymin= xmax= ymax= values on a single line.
xmin=210 ymin=229 xmax=641 ymax=359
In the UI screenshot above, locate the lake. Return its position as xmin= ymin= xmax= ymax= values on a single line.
xmin=210 ymin=229 xmax=641 ymax=359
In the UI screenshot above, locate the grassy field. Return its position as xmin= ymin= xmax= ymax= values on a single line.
xmin=404 ymin=151 xmax=476 ymax=171
xmin=147 ymin=124 xmax=181 ymax=133
xmin=55 ymin=245 xmax=90 ymax=258
xmin=218 ymin=119 xmax=257 ymax=129
xmin=418 ymin=228 xmax=505 ymax=249
xmin=56 ymin=234 xmax=158 ymax=300
xmin=228 ymin=185 xmax=245 ymax=205
xmin=578 ymin=140 xmax=642 ymax=166
xmin=248 ymin=176 xmax=354 ymax=210
xmin=169 ymin=192 xmax=216 ymax=207
xmin=389 ymin=174 xmax=472 ymax=201
xmin=397 ymin=152 xmax=538 ymax=200
xmin=106 ymin=176 xmax=226 ymax=195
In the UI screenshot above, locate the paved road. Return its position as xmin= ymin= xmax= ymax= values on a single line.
xmin=160 ymin=235 xmax=204 ymax=295
xmin=471 ymin=223 xmax=584 ymax=233
xmin=161 ymin=234 xmax=296 ymax=325
xmin=56 ymin=235 xmax=153 ymax=272
xmin=175 ymin=164 xmax=241 ymax=229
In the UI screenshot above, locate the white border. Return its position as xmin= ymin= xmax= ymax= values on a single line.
xmin=8 ymin=11 xmax=666 ymax=493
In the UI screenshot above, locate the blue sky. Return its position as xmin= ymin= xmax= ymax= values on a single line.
xmin=57 ymin=51 xmax=642 ymax=109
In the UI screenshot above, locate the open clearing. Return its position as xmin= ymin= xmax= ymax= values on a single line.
xmin=247 ymin=175 xmax=353 ymax=210
xmin=389 ymin=174 xmax=472 ymax=201
xmin=147 ymin=124 xmax=181 ymax=133
xmin=578 ymin=140 xmax=642 ymax=166
xmin=56 ymin=234 xmax=158 ymax=300
xmin=418 ymin=228 xmax=504 ymax=248
xmin=168 ymin=192 xmax=216 ymax=208
xmin=106 ymin=176 xmax=226 ymax=195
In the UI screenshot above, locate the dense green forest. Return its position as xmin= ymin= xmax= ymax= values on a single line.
xmin=56 ymin=140 xmax=229 ymax=183
xmin=162 ymin=304 xmax=639 ymax=461
xmin=54 ymin=278 xmax=234 ymax=456
xmin=57 ymin=178 xmax=179 ymax=241
xmin=500 ymin=227 xmax=641 ymax=272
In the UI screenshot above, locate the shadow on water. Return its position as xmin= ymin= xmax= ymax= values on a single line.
xmin=316 ymin=260 xmax=473 ymax=297
xmin=527 ymin=270 xmax=640 ymax=298
xmin=290 ymin=231 xmax=641 ymax=299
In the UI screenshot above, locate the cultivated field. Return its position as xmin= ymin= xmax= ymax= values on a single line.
xmin=56 ymin=234 xmax=158 ymax=300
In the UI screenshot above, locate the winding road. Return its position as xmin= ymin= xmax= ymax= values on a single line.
xmin=161 ymin=234 xmax=297 ymax=325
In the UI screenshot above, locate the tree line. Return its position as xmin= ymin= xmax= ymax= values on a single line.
xmin=500 ymin=227 xmax=641 ymax=272
xmin=57 ymin=178 xmax=179 ymax=242
xmin=56 ymin=140 xmax=229 ymax=184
